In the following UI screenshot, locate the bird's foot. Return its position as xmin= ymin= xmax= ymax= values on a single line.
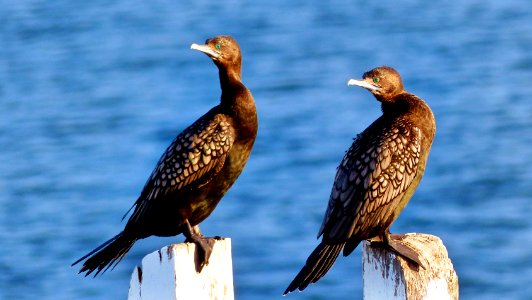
xmin=182 ymin=220 xmax=215 ymax=272
xmin=188 ymin=236 xmax=215 ymax=272
xmin=369 ymin=232 xmax=425 ymax=269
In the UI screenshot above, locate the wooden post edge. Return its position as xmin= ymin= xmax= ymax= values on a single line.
xmin=128 ymin=238 xmax=234 ymax=300
xmin=362 ymin=233 xmax=459 ymax=300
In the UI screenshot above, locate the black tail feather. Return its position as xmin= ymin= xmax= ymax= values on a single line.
xmin=312 ymin=243 xmax=341 ymax=282
xmin=72 ymin=232 xmax=136 ymax=277
xmin=284 ymin=242 xmax=344 ymax=295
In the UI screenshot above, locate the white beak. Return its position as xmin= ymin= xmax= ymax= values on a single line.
xmin=190 ymin=43 xmax=220 ymax=59
xmin=347 ymin=79 xmax=379 ymax=91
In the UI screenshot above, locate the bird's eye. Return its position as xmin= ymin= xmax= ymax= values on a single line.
xmin=373 ymin=77 xmax=380 ymax=83
xmin=215 ymin=44 xmax=221 ymax=50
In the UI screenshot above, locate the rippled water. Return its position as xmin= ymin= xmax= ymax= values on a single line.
xmin=1 ymin=1 xmax=531 ymax=299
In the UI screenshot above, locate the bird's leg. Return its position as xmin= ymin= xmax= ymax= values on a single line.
xmin=182 ymin=220 xmax=214 ymax=272
xmin=369 ymin=229 xmax=425 ymax=269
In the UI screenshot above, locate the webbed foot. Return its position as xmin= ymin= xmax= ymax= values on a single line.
xmin=183 ymin=220 xmax=215 ymax=272
xmin=369 ymin=231 xmax=425 ymax=269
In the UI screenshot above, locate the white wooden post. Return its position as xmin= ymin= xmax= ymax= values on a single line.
xmin=362 ymin=233 xmax=459 ymax=300
xmin=128 ymin=238 xmax=234 ymax=300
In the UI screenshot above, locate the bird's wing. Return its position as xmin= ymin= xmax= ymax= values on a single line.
xmin=127 ymin=112 xmax=236 ymax=222
xmin=318 ymin=120 xmax=422 ymax=243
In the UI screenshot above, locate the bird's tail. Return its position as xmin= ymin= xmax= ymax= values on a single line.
xmin=284 ymin=242 xmax=344 ymax=295
xmin=72 ymin=231 xmax=136 ymax=276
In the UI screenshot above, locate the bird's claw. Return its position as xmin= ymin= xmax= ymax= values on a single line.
xmin=369 ymin=232 xmax=425 ymax=269
xmin=182 ymin=220 xmax=216 ymax=272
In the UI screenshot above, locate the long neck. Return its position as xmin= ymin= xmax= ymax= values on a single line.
xmin=217 ymin=62 xmax=243 ymax=101
xmin=381 ymin=92 xmax=436 ymax=140
xmin=381 ymin=91 xmax=428 ymax=115
xmin=217 ymin=65 xmax=258 ymax=141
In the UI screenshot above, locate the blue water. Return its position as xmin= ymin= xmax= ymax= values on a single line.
xmin=1 ymin=1 xmax=531 ymax=299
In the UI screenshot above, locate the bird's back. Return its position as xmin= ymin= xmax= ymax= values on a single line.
xmin=284 ymin=66 xmax=436 ymax=294
xmin=319 ymin=93 xmax=435 ymax=255
xmin=73 ymin=35 xmax=258 ymax=277
xmin=123 ymin=107 xmax=242 ymax=235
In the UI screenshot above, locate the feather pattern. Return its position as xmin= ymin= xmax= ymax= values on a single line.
xmin=285 ymin=66 xmax=436 ymax=294
xmin=318 ymin=118 xmax=421 ymax=244
xmin=128 ymin=112 xmax=236 ymax=224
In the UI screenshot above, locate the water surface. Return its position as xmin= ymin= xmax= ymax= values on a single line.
xmin=1 ymin=1 xmax=531 ymax=299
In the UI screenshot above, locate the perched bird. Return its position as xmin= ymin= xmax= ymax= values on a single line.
xmin=284 ymin=66 xmax=436 ymax=294
xmin=73 ymin=35 xmax=258 ymax=276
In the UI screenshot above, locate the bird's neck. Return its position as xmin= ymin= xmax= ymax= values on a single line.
xmin=219 ymin=67 xmax=242 ymax=90
xmin=218 ymin=67 xmax=258 ymax=141
xmin=219 ymin=67 xmax=245 ymax=106
xmin=381 ymin=92 xmax=436 ymax=140
xmin=380 ymin=91 xmax=425 ymax=114
xmin=380 ymin=95 xmax=409 ymax=116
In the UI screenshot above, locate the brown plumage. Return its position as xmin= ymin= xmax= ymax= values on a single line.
xmin=73 ymin=35 xmax=258 ymax=276
xmin=285 ymin=66 xmax=436 ymax=294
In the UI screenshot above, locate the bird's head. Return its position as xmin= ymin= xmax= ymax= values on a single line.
xmin=191 ymin=35 xmax=242 ymax=74
xmin=347 ymin=66 xmax=405 ymax=101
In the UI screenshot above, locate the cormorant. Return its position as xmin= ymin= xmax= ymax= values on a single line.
xmin=284 ymin=66 xmax=436 ymax=294
xmin=73 ymin=35 xmax=258 ymax=276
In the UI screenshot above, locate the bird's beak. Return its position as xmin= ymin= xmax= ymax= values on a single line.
xmin=190 ymin=43 xmax=221 ymax=59
xmin=347 ymin=79 xmax=379 ymax=92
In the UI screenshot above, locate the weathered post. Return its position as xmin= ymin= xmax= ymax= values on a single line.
xmin=128 ymin=238 xmax=234 ymax=300
xmin=362 ymin=233 xmax=458 ymax=300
